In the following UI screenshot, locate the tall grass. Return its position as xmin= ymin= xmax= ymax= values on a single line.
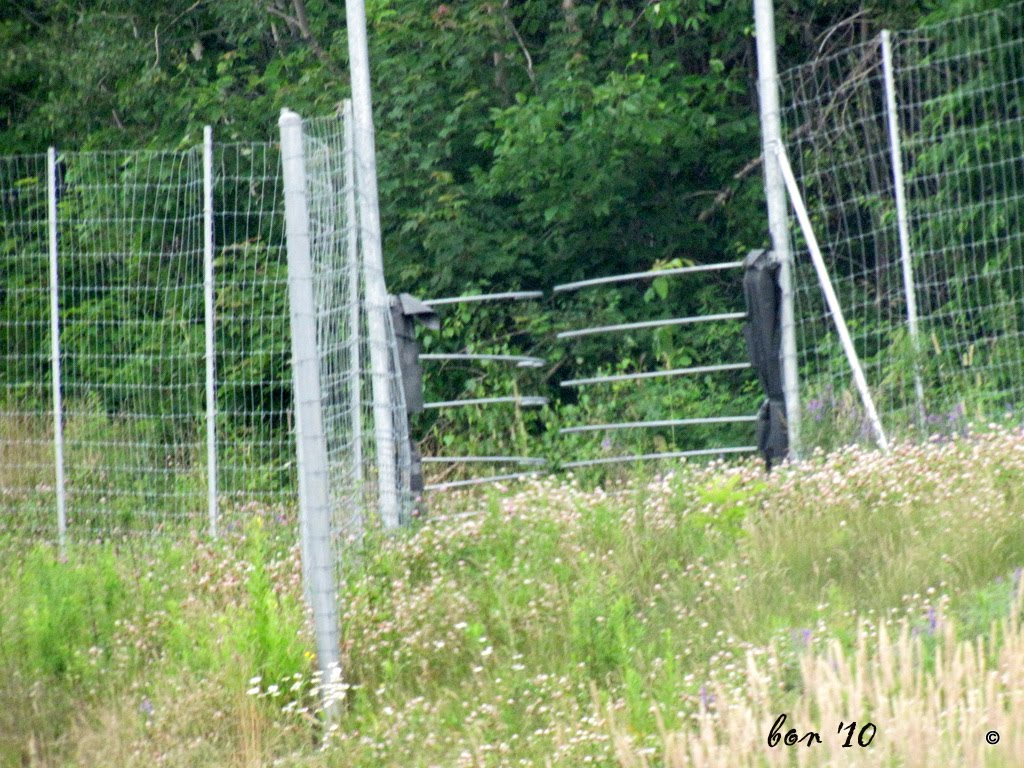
xmin=612 ymin=594 xmax=1024 ymax=766
xmin=2 ymin=425 xmax=1024 ymax=765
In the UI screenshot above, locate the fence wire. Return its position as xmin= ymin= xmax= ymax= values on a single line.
xmin=56 ymin=148 xmax=207 ymax=534
xmin=0 ymin=154 xmax=52 ymax=536
xmin=213 ymin=142 xmax=294 ymax=525
xmin=0 ymin=109 xmax=414 ymax=540
xmin=301 ymin=111 xmax=413 ymax=539
xmin=779 ymin=2 xmax=1024 ymax=449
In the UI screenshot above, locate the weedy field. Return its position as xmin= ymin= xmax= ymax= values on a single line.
xmin=3 ymin=427 xmax=1024 ymax=767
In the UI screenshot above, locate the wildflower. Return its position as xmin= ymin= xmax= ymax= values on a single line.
xmin=807 ymin=398 xmax=825 ymax=421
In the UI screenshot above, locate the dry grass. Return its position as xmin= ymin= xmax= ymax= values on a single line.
xmin=612 ymin=591 xmax=1024 ymax=767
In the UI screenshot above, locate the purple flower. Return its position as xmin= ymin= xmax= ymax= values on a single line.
xmin=699 ymin=684 xmax=715 ymax=710
xmin=807 ymin=399 xmax=824 ymax=422
xmin=948 ymin=402 xmax=965 ymax=421
xmin=927 ymin=606 xmax=938 ymax=634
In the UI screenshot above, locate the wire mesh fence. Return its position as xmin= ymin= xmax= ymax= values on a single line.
xmin=301 ymin=109 xmax=413 ymax=539
xmin=56 ymin=148 xmax=208 ymax=536
xmin=0 ymin=106 xmax=415 ymax=542
xmin=0 ymin=154 xmax=53 ymax=536
xmin=213 ymin=142 xmax=294 ymax=521
xmin=779 ymin=2 xmax=1024 ymax=450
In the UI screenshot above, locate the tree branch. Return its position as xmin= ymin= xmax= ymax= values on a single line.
xmin=10 ymin=1 xmax=44 ymax=30
xmin=266 ymin=5 xmax=300 ymax=29
xmin=502 ymin=0 xmax=536 ymax=87
xmin=267 ymin=1 xmax=342 ymax=76
xmin=697 ymin=39 xmax=879 ymax=223
xmin=697 ymin=154 xmax=763 ymax=222
xmin=169 ymin=0 xmax=209 ymax=28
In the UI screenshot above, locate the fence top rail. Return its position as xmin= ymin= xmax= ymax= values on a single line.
xmin=423 ymin=395 xmax=549 ymax=409
xmin=424 ymin=470 xmax=543 ymax=492
xmin=557 ymin=312 xmax=747 ymax=340
xmin=422 ymin=291 xmax=544 ymax=307
xmin=560 ymin=416 xmax=757 ymax=434
xmin=562 ymin=446 xmax=757 ymax=468
xmin=561 ymin=362 xmax=751 ymax=388
xmin=419 ymin=353 xmax=546 ymax=367
xmin=422 ymin=455 xmax=548 ymax=465
xmin=553 ymin=262 xmax=743 ymax=293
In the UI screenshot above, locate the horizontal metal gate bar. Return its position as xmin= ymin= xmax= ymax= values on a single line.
xmin=419 ymin=353 xmax=545 ymax=367
xmin=553 ymin=262 xmax=743 ymax=293
xmin=557 ymin=312 xmax=746 ymax=340
xmin=560 ymin=416 xmax=757 ymax=434
xmin=422 ymin=291 xmax=544 ymax=307
xmin=561 ymin=362 xmax=751 ymax=387
xmin=562 ymin=446 xmax=757 ymax=468
xmin=423 ymin=395 xmax=549 ymax=409
xmin=424 ymin=470 xmax=543 ymax=491
xmin=423 ymin=455 xmax=548 ymax=465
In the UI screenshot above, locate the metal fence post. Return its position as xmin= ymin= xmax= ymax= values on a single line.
xmin=47 ymin=147 xmax=67 ymax=552
xmin=203 ymin=126 xmax=219 ymax=537
xmin=345 ymin=0 xmax=400 ymax=529
xmin=279 ymin=108 xmax=342 ymax=717
xmin=342 ymin=100 xmax=365 ymax=539
xmin=754 ymin=0 xmax=801 ymax=459
xmin=881 ymin=30 xmax=926 ymax=429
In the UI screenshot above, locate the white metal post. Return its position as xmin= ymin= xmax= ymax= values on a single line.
xmin=203 ymin=126 xmax=219 ymax=537
xmin=775 ymin=144 xmax=890 ymax=453
xmin=345 ymin=0 xmax=400 ymax=529
xmin=754 ymin=0 xmax=801 ymax=459
xmin=47 ymin=148 xmax=67 ymax=552
xmin=881 ymin=30 xmax=926 ymax=428
xmin=279 ymin=108 xmax=342 ymax=717
xmin=342 ymin=100 xmax=365 ymax=539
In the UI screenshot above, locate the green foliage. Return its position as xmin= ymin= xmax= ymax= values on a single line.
xmin=236 ymin=519 xmax=308 ymax=688
xmin=693 ymin=473 xmax=764 ymax=540
xmin=4 ymin=546 xmax=125 ymax=681
xmin=570 ymin=588 xmax=639 ymax=676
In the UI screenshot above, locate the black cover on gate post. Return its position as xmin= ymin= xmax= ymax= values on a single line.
xmin=390 ymin=293 xmax=440 ymax=500
xmin=743 ymin=249 xmax=789 ymax=470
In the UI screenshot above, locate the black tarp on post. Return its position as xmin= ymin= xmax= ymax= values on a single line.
xmin=743 ymin=249 xmax=789 ymax=470
xmin=390 ymin=293 xmax=440 ymax=499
